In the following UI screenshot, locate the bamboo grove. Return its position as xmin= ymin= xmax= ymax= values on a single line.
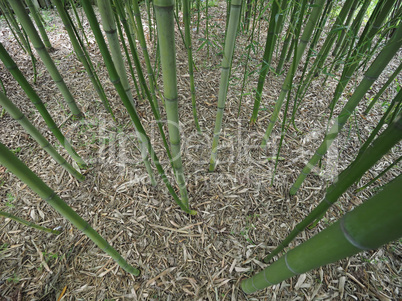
xmin=0 ymin=0 xmax=401 ymax=295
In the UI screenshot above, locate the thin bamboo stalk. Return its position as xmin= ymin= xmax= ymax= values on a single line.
xmin=209 ymin=0 xmax=242 ymax=171
xmin=365 ymin=61 xmax=402 ymax=115
xmin=250 ymin=0 xmax=289 ymax=124
xmin=51 ymin=0 xmax=115 ymax=119
xmin=0 ymin=210 xmax=61 ymax=235
xmin=8 ymin=0 xmax=84 ymax=119
xmin=183 ymin=0 xmax=202 ymax=132
xmin=0 ymin=141 xmax=140 ymax=275
xmin=0 ymin=91 xmax=84 ymax=181
xmin=25 ymin=0 xmax=53 ymax=50
xmin=127 ymin=0 xmax=159 ymax=111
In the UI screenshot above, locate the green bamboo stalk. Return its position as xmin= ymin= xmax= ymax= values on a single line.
xmin=99 ymin=0 xmax=155 ymax=186
xmin=127 ymin=0 xmax=159 ymax=111
xmin=8 ymin=0 xmax=84 ymax=119
xmin=260 ymin=0 xmax=326 ymax=148
xmin=276 ymin=1 xmax=301 ymax=75
xmin=290 ymin=0 xmax=333 ymax=129
xmin=25 ymin=0 xmax=53 ymax=50
xmin=271 ymin=0 xmax=306 ymax=185
xmin=196 ymin=0 xmax=200 ymax=33
xmin=154 ymin=0 xmax=190 ymax=207
xmin=0 ymin=91 xmax=84 ymax=181
xmin=0 ymin=0 xmax=37 ymax=81
xmin=0 ymin=0 xmax=27 ymax=53
xmin=355 ymin=88 xmax=402 ymax=163
xmin=266 ymin=112 xmax=402 ymax=262
xmin=0 ymin=210 xmax=61 ymax=235
xmin=0 ymin=42 xmax=87 ymax=168
xmin=183 ymin=0 xmax=202 ymax=132
xmin=79 ymin=0 xmax=195 ymax=215
xmin=250 ymin=0 xmax=289 ymax=124
xmin=145 ymin=0 xmax=153 ymax=41
xmin=97 ymin=0 xmax=135 ymax=108
xmin=69 ymin=0 xmax=91 ymax=47
xmin=51 ymin=0 xmax=115 ymax=119
xmin=289 ymin=23 xmax=402 ymax=195
xmin=0 ymin=141 xmax=140 ymax=275
xmin=331 ymin=0 xmax=359 ymax=58
xmin=242 ymin=174 xmax=402 ymax=294
xmin=331 ymin=0 xmax=371 ymax=73
xmin=209 ymin=0 xmax=242 ymax=172
xmin=355 ymin=155 xmax=402 ymax=193
xmin=237 ymin=0 xmax=259 ymax=115
xmin=113 ymin=7 xmax=144 ymax=100
xmin=365 ymin=61 xmax=402 ymax=115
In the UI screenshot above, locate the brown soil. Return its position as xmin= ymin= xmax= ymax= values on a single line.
xmin=0 ymin=3 xmax=401 ymax=300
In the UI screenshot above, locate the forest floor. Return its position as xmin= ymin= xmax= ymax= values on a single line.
xmin=0 ymin=2 xmax=401 ymax=300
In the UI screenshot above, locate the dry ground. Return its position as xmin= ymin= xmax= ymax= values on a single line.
xmin=0 ymin=2 xmax=401 ymax=300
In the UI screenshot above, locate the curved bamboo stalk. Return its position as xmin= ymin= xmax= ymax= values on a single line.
xmin=8 ymin=0 xmax=84 ymax=119
xmin=209 ymin=0 xmax=242 ymax=172
xmin=265 ymin=112 xmax=402 ymax=262
xmin=0 ymin=210 xmax=61 ymax=235
xmin=289 ymin=23 xmax=402 ymax=195
xmin=0 ymin=91 xmax=84 ymax=181
xmin=154 ymin=0 xmax=190 ymax=207
xmin=242 ymin=173 xmax=402 ymax=294
xmin=0 ymin=141 xmax=140 ymax=275
xmin=0 ymin=42 xmax=87 ymax=168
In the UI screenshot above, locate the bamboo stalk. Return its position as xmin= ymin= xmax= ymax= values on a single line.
xmin=260 ymin=0 xmax=326 ymax=148
xmin=0 ymin=91 xmax=85 ymax=181
xmin=0 ymin=210 xmax=61 ymax=235
xmin=8 ymin=0 xmax=84 ymax=119
xmin=25 ymin=0 xmax=53 ymax=50
xmin=154 ymin=0 xmax=190 ymax=207
xmin=0 ymin=141 xmax=140 ymax=275
xmin=183 ymin=0 xmax=202 ymax=132
xmin=51 ymin=0 xmax=115 ymax=119
xmin=209 ymin=0 xmax=242 ymax=171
